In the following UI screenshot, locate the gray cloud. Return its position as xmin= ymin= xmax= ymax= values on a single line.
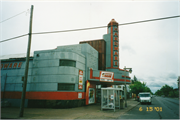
xmin=121 ymin=45 xmax=136 ymax=54
xmin=167 ymin=73 xmax=177 ymax=79
xmin=147 ymin=76 xmax=156 ymax=81
xmin=148 ymin=82 xmax=162 ymax=87
xmin=172 ymin=82 xmax=178 ymax=88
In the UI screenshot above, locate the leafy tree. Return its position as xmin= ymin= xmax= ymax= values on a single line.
xmin=130 ymin=80 xmax=152 ymax=95
xmin=160 ymin=84 xmax=173 ymax=96
xmin=155 ymin=84 xmax=178 ymax=97
xmin=155 ymin=89 xmax=163 ymax=96
xmin=168 ymin=90 xmax=179 ymax=97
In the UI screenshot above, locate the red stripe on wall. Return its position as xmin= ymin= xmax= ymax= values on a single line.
xmin=1 ymin=91 xmax=85 ymax=100
xmin=86 ymin=80 xmax=89 ymax=105
xmin=122 ymin=75 xmax=131 ymax=78
xmin=90 ymin=68 xmax=100 ymax=79
xmin=1 ymin=91 xmax=22 ymax=99
xmin=111 ymin=22 xmax=113 ymax=68
xmin=114 ymin=79 xmax=131 ymax=82
xmin=90 ymin=68 xmax=93 ymax=78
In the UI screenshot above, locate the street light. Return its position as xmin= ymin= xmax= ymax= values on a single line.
xmin=124 ymin=66 xmax=132 ymax=107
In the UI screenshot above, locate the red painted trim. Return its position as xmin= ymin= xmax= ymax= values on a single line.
xmin=106 ymin=67 xmax=119 ymax=69
xmin=1 ymin=91 xmax=21 ymax=99
xmin=114 ymin=79 xmax=131 ymax=82
xmin=119 ymin=68 xmax=124 ymax=71
xmin=118 ymin=26 xmax=119 ymax=67
xmin=111 ymin=22 xmax=113 ymax=68
xmin=122 ymin=75 xmax=131 ymax=78
xmin=86 ymin=80 xmax=89 ymax=105
xmin=85 ymin=81 xmax=97 ymax=105
xmin=90 ymin=68 xmax=93 ymax=78
xmin=1 ymin=91 xmax=85 ymax=100
xmin=89 ymin=68 xmax=100 ymax=79
xmin=118 ymin=68 xmax=129 ymax=72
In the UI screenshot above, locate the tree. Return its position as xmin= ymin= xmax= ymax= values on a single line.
xmin=160 ymin=84 xmax=173 ymax=96
xmin=155 ymin=84 xmax=175 ymax=97
xmin=130 ymin=80 xmax=152 ymax=95
xmin=155 ymin=89 xmax=163 ymax=96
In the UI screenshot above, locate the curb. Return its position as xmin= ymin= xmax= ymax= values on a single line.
xmin=115 ymin=102 xmax=140 ymax=119
xmin=127 ymin=102 xmax=140 ymax=112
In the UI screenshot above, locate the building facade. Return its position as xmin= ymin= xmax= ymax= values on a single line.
xmin=1 ymin=19 xmax=131 ymax=108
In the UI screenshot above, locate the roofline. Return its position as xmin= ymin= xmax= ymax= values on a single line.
xmin=79 ymin=39 xmax=105 ymax=43
xmin=1 ymin=57 xmax=33 ymax=62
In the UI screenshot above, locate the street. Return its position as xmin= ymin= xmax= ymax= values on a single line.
xmin=117 ymin=96 xmax=179 ymax=119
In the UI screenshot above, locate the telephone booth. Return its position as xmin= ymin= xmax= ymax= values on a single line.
xmin=101 ymin=87 xmax=123 ymax=111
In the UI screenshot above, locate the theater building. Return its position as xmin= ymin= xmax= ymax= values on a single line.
xmin=1 ymin=19 xmax=131 ymax=108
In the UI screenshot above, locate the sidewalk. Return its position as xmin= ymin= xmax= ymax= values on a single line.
xmin=1 ymin=98 xmax=139 ymax=119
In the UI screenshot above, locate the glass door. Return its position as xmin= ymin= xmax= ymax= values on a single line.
xmin=89 ymin=88 xmax=95 ymax=104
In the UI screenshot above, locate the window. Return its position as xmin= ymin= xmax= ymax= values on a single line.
xmin=140 ymin=94 xmax=150 ymax=97
xmin=58 ymin=83 xmax=75 ymax=91
xmin=59 ymin=59 xmax=76 ymax=67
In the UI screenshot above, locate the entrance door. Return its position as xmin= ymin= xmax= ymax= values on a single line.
xmin=89 ymin=88 xmax=95 ymax=104
xmin=96 ymin=85 xmax=101 ymax=104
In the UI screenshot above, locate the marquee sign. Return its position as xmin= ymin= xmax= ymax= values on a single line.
xmin=78 ymin=70 xmax=83 ymax=89
xmin=100 ymin=71 xmax=114 ymax=82
xmin=1 ymin=62 xmax=23 ymax=70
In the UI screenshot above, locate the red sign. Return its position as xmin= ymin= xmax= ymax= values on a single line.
xmin=8 ymin=63 xmax=13 ymax=68
xmin=100 ymin=71 xmax=114 ymax=82
xmin=78 ymin=85 xmax=83 ymax=89
xmin=113 ymin=27 xmax=119 ymax=67
xmin=79 ymin=70 xmax=83 ymax=75
xmin=78 ymin=70 xmax=83 ymax=89
xmin=1 ymin=62 xmax=23 ymax=70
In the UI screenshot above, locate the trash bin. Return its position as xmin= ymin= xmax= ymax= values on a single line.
xmin=120 ymin=99 xmax=125 ymax=109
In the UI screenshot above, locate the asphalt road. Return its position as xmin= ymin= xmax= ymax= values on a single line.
xmin=117 ymin=96 xmax=179 ymax=119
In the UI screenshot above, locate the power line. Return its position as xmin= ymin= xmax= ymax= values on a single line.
xmin=0 ymin=34 xmax=28 ymax=43
xmin=119 ymin=15 xmax=180 ymax=26
xmin=32 ymin=15 xmax=180 ymax=35
xmin=0 ymin=15 xmax=179 ymax=43
xmin=32 ymin=25 xmax=107 ymax=35
xmin=0 ymin=9 xmax=29 ymax=23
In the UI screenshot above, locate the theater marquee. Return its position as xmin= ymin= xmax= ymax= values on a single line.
xmin=100 ymin=71 xmax=114 ymax=82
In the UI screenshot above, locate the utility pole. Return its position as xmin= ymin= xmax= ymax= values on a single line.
xmin=124 ymin=66 xmax=132 ymax=107
xmin=19 ymin=5 xmax=34 ymax=117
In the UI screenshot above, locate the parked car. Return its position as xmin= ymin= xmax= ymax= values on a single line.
xmin=139 ymin=92 xmax=152 ymax=104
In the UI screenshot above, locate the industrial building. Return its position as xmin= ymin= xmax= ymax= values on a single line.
xmin=1 ymin=19 xmax=132 ymax=108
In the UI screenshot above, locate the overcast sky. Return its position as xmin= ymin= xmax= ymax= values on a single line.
xmin=0 ymin=0 xmax=179 ymax=93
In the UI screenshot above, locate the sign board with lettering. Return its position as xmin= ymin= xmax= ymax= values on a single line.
xmin=1 ymin=62 xmax=23 ymax=70
xmin=113 ymin=26 xmax=119 ymax=67
xmin=100 ymin=71 xmax=114 ymax=82
xmin=78 ymin=70 xmax=83 ymax=89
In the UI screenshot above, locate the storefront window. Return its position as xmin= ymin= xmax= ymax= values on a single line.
xmin=59 ymin=59 xmax=76 ymax=67
xmin=58 ymin=83 xmax=75 ymax=91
